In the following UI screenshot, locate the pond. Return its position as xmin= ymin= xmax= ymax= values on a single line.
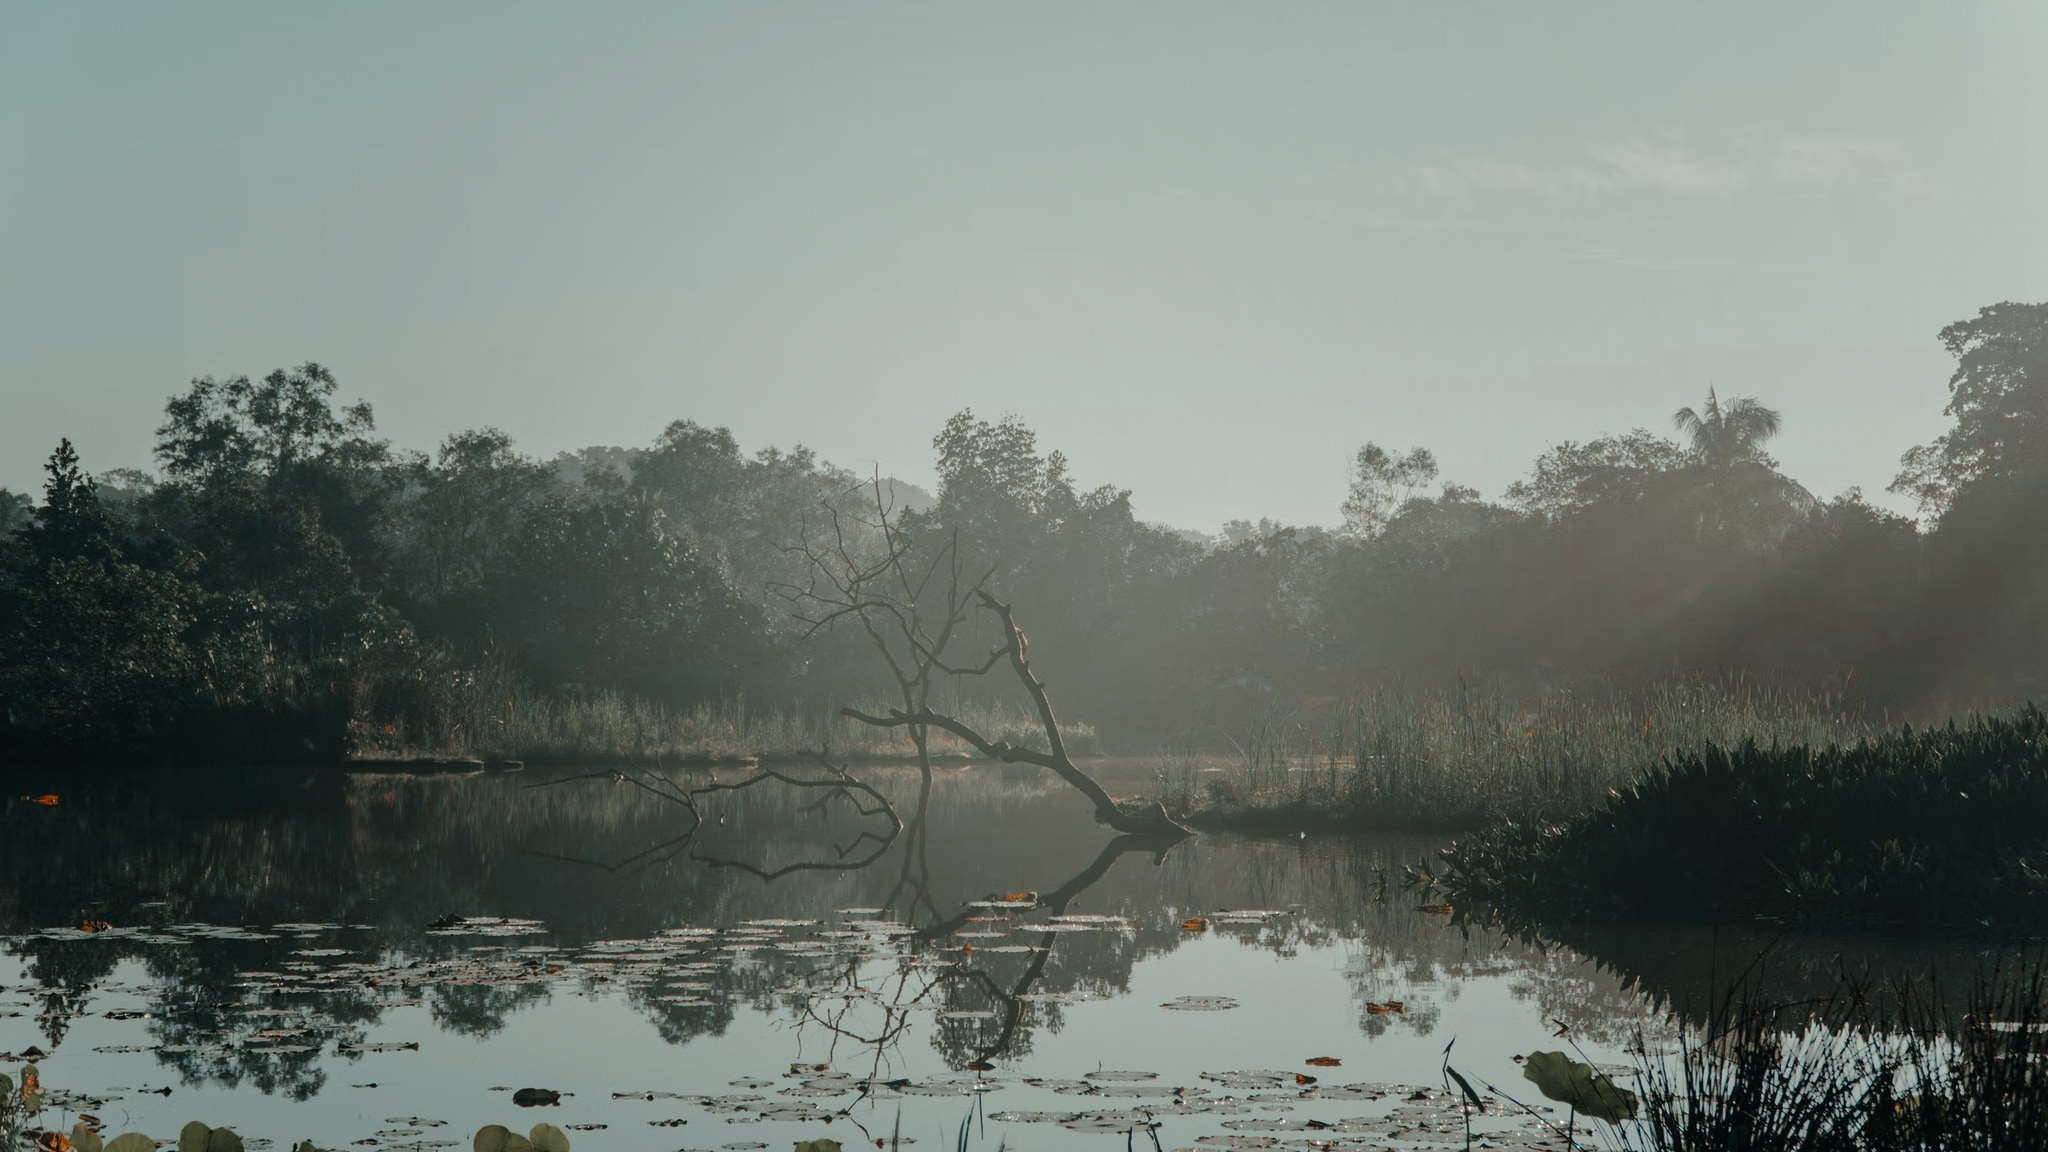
xmin=0 ymin=764 xmax=2013 ymax=1151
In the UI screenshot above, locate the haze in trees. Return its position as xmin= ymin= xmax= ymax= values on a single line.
xmin=3 ymin=301 xmax=2047 ymax=763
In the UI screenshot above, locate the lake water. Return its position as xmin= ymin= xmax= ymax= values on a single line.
xmin=0 ymin=763 xmax=2010 ymax=1151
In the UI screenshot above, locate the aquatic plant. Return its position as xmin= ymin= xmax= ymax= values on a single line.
xmin=1176 ymin=673 xmax=1880 ymax=831
xmin=472 ymin=1123 xmax=568 ymax=1152
xmin=1433 ymin=706 xmax=2048 ymax=932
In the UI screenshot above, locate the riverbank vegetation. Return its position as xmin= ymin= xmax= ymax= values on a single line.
xmin=1429 ymin=707 xmax=2048 ymax=935
xmin=341 ymin=657 xmax=1098 ymax=766
xmin=1163 ymin=674 xmax=1878 ymax=830
xmin=1602 ymin=965 xmax=2048 ymax=1151
xmin=2 ymin=301 xmax=2045 ymax=772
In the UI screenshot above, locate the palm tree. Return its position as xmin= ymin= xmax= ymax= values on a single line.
xmin=1672 ymin=387 xmax=1782 ymax=469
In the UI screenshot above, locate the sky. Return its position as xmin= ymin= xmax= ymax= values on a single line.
xmin=3 ymin=2 xmax=2044 ymax=531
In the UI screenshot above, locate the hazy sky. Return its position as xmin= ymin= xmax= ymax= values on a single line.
xmin=4 ymin=2 xmax=2044 ymax=530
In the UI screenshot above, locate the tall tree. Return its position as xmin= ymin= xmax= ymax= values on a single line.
xmin=1341 ymin=443 xmax=1438 ymax=538
xmin=1672 ymin=387 xmax=1782 ymax=469
xmin=1891 ymin=301 xmax=2048 ymax=517
xmin=18 ymin=439 xmax=116 ymax=566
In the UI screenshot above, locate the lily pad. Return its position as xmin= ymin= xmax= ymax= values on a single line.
xmin=1162 ymin=996 xmax=1239 ymax=1011
xmin=1520 ymin=1051 xmax=1637 ymax=1123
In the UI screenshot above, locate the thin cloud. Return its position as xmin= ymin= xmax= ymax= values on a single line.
xmin=1397 ymin=134 xmax=1920 ymax=201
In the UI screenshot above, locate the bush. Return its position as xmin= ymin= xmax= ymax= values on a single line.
xmin=1434 ymin=707 xmax=2048 ymax=933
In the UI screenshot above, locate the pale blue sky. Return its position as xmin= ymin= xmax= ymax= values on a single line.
xmin=4 ymin=2 xmax=2044 ymax=528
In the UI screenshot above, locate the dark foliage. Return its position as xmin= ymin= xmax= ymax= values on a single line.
xmin=1435 ymin=708 xmax=2048 ymax=933
xmin=1619 ymin=964 xmax=2048 ymax=1151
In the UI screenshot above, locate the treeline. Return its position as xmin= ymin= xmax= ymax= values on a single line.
xmin=2 ymin=301 xmax=2044 ymax=764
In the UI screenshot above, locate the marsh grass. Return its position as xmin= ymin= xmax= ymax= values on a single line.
xmin=1435 ymin=706 xmax=2048 ymax=932
xmin=346 ymin=660 xmax=1096 ymax=765
xmin=1177 ymin=674 xmax=1880 ymax=830
xmin=1614 ymin=965 xmax=2048 ymax=1151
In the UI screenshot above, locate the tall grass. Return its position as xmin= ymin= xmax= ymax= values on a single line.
xmin=1434 ymin=706 xmax=2048 ymax=933
xmin=1613 ymin=965 xmax=2048 ymax=1151
xmin=1176 ymin=674 xmax=1881 ymax=829
xmin=347 ymin=659 xmax=1095 ymax=765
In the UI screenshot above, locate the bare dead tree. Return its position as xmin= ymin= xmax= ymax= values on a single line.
xmin=782 ymin=476 xmax=1187 ymax=838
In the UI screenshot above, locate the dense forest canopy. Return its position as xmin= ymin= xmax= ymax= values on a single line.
xmin=3 ymin=302 xmax=2046 ymax=763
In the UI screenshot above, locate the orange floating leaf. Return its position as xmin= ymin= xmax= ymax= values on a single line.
xmin=21 ymin=795 xmax=58 ymax=807
xmin=1304 ymin=1057 xmax=1342 ymax=1068
xmin=1417 ymin=904 xmax=1453 ymax=915
xmin=1294 ymin=1073 xmax=1318 ymax=1085
xmin=966 ymin=1060 xmax=995 ymax=1072
xmin=35 ymin=1132 xmax=70 ymax=1152
xmin=79 ymin=920 xmax=113 ymax=933
xmin=1180 ymin=918 xmax=1208 ymax=932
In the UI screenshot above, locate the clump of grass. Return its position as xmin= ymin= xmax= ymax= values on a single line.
xmin=1175 ymin=674 xmax=1880 ymax=830
xmin=1619 ymin=965 xmax=2048 ymax=1151
xmin=1433 ymin=706 xmax=2048 ymax=933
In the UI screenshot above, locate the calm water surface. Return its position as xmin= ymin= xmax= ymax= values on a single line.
xmin=0 ymin=764 xmax=2010 ymax=1150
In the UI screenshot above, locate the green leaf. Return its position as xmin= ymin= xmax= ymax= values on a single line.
xmin=178 ymin=1123 xmax=213 ymax=1152
xmin=1444 ymin=1064 xmax=1486 ymax=1114
xmin=107 ymin=1136 xmax=160 ymax=1152
xmin=473 ymin=1128 xmax=511 ymax=1152
xmin=795 ymin=1141 xmax=844 ymax=1152
xmin=72 ymin=1124 xmax=106 ymax=1152
xmin=1521 ymin=1051 xmax=1637 ymax=1123
xmin=206 ymin=1127 xmax=244 ymax=1152
xmin=527 ymin=1124 xmax=569 ymax=1152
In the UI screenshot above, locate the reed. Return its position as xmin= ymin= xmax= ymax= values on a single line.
xmin=1179 ymin=673 xmax=1880 ymax=830
xmin=346 ymin=659 xmax=1096 ymax=765
xmin=1433 ymin=706 xmax=2048 ymax=932
xmin=1618 ymin=964 xmax=2048 ymax=1151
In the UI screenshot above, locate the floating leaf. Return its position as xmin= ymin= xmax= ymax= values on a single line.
xmin=511 ymin=1089 xmax=561 ymax=1108
xmin=179 ymin=1123 xmax=212 ymax=1152
xmin=1161 ymin=996 xmax=1238 ymax=1011
xmin=72 ymin=1125 xmax=105 ymax=1152
xmin=207 ymin=1129 xmax=244 ymax=1152
xmin=22 ymin=795 xmax=59 ymax=807
xmin=104 ymin=1138 xmax=156 ymax=1152
xmin=1520 ymin=1051 xmax=1637 ymax=1123
xmin=37 ymin=1131 xmax=73 ymax=1152
xmin=80 ymin=921 xmax=113 ymax=934
xmin=1198 ymin=1072 xmax=1292 ymax=1089
xmin=526 ymin=1125 xmax=568 ymax=1152
xmin=792 ymin=1141 xmax=841 ymax=1152
xmin=1304 ymin=1058 xmax=1341 ymax=1068
xmin=1180 ymin=918 xmax=1207 ymax=932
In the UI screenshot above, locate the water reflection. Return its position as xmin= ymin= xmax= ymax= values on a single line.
xmin=0 ymin=761 xmax=2002 ymax=1144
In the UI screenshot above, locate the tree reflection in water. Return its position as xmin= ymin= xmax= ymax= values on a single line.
xmin=0 ymin=764 xmax=1871 ymax=1104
